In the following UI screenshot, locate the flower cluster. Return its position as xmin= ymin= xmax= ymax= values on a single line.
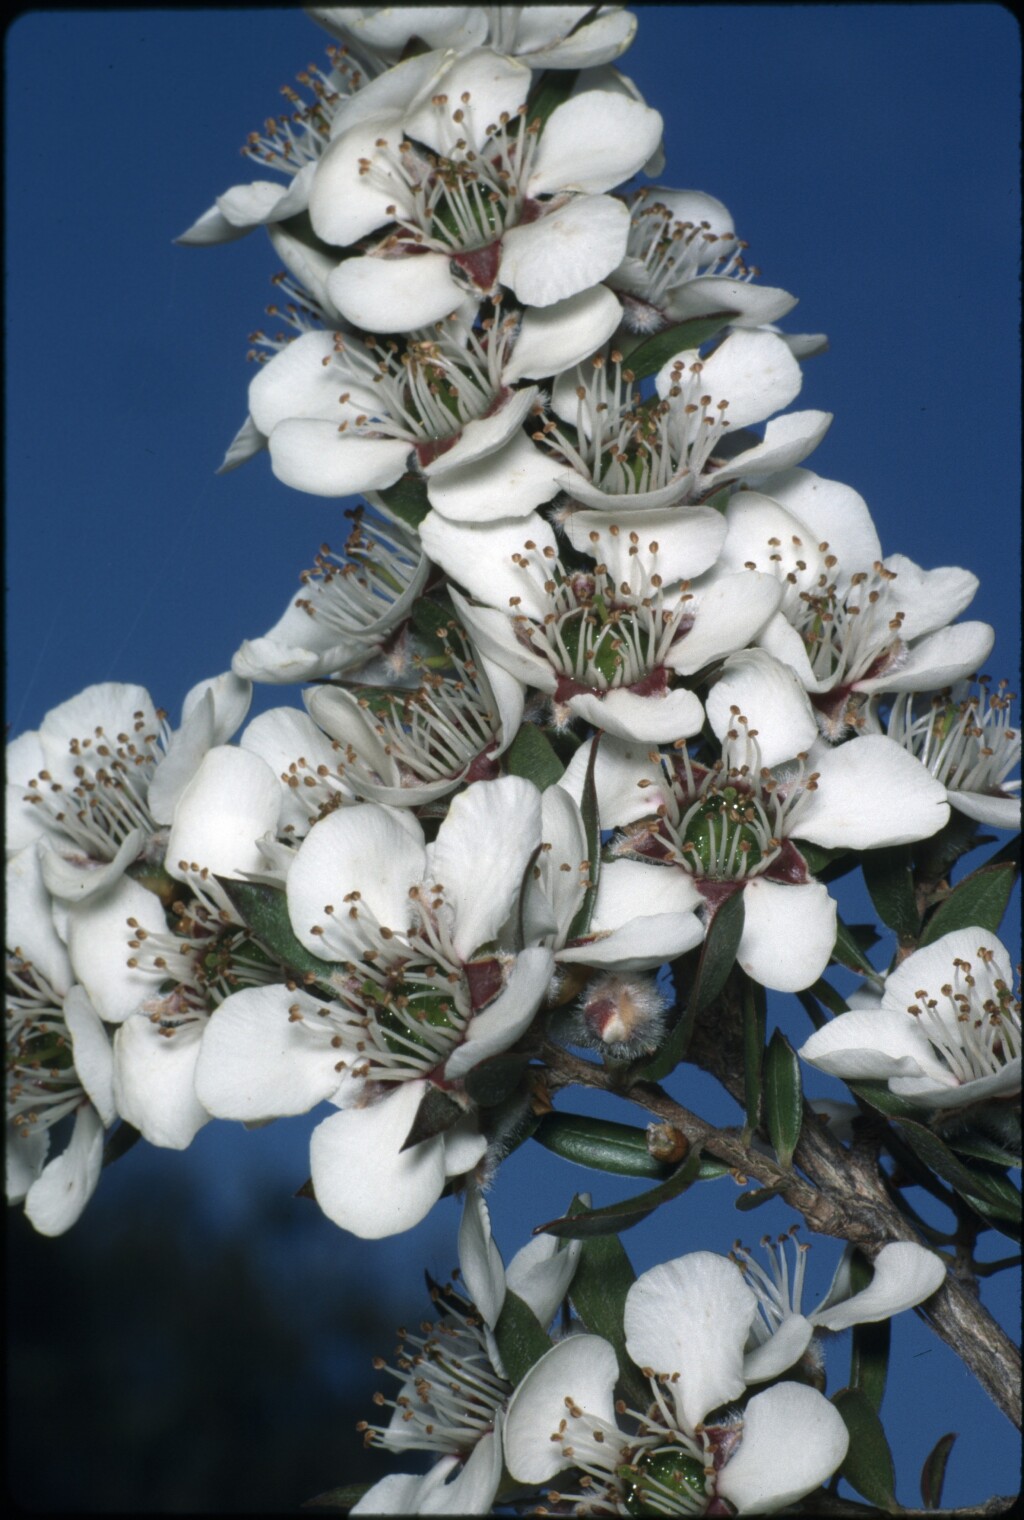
xmin=6 ymin=8 xmax=1019 ymax=1515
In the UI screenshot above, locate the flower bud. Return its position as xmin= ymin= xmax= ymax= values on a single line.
xmin=577 ymin=973 xmax=669 ymax=1060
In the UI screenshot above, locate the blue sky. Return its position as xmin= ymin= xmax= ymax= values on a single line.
xmin=5 ymin=6 xmax=1020 ymax=1510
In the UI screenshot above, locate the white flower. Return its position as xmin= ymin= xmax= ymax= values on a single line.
xmin=312 ymin=7 xmax=639 ymax=73
xmin=566 ymin=724 xmax=948 ymax=993
xmin=307 ymin=47 xmax=663 ymax=324
xmin=799 ymin=927 xmax=1021 ymax=1109
xmin=194 ymin=777 xmax=554 ymax=1236
xmin=5 ymin=675 xmax=251 ymax=900
xmin=232 ymin=512 xmax=428 ymax=685
xmin=357 ymin=1183 xmax=579 ymax=1475
xmin=5 ymin=845 xmax=115 ymax=1234
xmin=249 ymin=291 xmax=619 ymax=514
xmin=302 ymin=630 xmax=526 ymax=807
xmin=176 ymin=53 xmax=367 ymax=247
xmin=420 ymin=509 xmax=780 ymax=744
xmin=504 ymin=1249 xmax=850 ymax=1514
xmin=708 ymin=471 xmax=996 ymax=736
xmin=526 ymin=783 xmax=705 ymax=976
xmin=735 ymin=1229 xmax=947 ymax=1384
xmin=881 ymin=680 xmax=1020 ymax=830
xmin=610 ymin=186 xmax=798 ymax=336
xmin=538 ymin=329 xmax=830 ymax=513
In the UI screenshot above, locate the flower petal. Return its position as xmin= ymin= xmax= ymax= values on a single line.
xmin=310 ymin=1082 xmax=447 ymax=1238
xmin=624 ymin=1252 xmax=755 ymax=1434
xmin=458 ymin=1183 xmax=506 ymax=1329
xmin=328 ymin=252 xmax=471 ymax=332
xmin=529 ymin=92 xmax=663 ymax=196
xmin=793 ymin=736 xmax=949 ymax=849
xmin=715 ymin=1382 xmax=849 ymax=1513
xmin=812 ymin=1242 xmax=946 ymax=1331
xmin=444 ymin=947 xmax=554 ymax=1079
xmin=23 ymin=1104 xmax=105 ymax=1237
xmin=504 ymin=1336 xmax=619 ymax=1484
xmin=738 ymin=879 xmax=836 ymax=993
xmin=499 ymin=195 xmax=629 ymax=307
xmin=428 ymin=776 xmax=542 ymax=960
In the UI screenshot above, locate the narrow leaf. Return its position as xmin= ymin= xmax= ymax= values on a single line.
xmin=638 ymin=888 xmax=745 ymax=1083
xmin=831 ymin=915 xmax=881 ymax=979
xmin=848 ymin=1253 xmax=891 ymax=1413
xmin=832 ymin=1386 xmax=898 ymax=1510
xmin=565 ymin=733 xmax=602 ymax=943
xmin=376 ymin=471 xmax=430 ymax=529
xmin=862 ymin=845 xmax=920 ymax=939
xmin=493 ymin=1287 xmax=552 ymax=1385
xmin=742 ymin=975 xmax=767 ymax=1139
xmin=734 ymin=1184 xmax=784 ymax=1212
xmin=400 ymin=1085 xmax=466 ymax=1151
xmin=896 ymin=1118 xmax=1023 ymax=1219
xmin=504 ymin=723 xmax=565 ymax=789
xmin=794 ymin=840 xmax=852 ymax=879
xmin=566 ymin=1206 xmax=651 ymax=1410
xmin=102 ymin=1120 xmax=141 ymax=1169
xmin=409 ymin=593 xmax=453 ymax=636
xmin=534 ymin=1112 xmax=669 ymax=1178
xmin=533 ymin=1111 xmax=727 ymax=1182
xmin=217 ymin=877 xmax=348 ymax=992
xmin=535 ymin=1148 xmax=705 ymax=1239
xmin=946 ymin=1131 xmax=1022 ymax=1169
xmin=920 ymin=1431 xmax=957 ymax=1509
xmin=526 ymin=68 xmax=579 ymax=133
xmin=764 ymin=1029 xmax=803 ymax=1168
xmin=806 ymin=979 xmax=849 ymax=1017
xmin=626 ymin=312 xmax=739 ymax=381
xmin=849 ymin=1080 xmax=928 ymax=1120
xmin=462 ymin=1050 xmax=530 ymax=1108
xmin=920 ymin=861 xmax=1017 ymax=945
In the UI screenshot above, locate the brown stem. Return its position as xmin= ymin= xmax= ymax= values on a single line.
xmin=539 ymin=1019 xmax=1022 ymax=1431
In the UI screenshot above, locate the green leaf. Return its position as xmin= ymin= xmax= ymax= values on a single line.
xmin=920 ymin=861 xmax=1017 ymax=945
xmin=946 ymin=1130 xmax=1022 ymax=1169
xmin=526 ymin=68 xmax=579 ymax=133
xmin=302 ymin=1483 xmax=371 ymax=1512
xmin=216 ymin=878 xmax=348 ymax=993
xmin=533 ymin=1111 xmax=728 ymax=1182
xmin=764 ymin=1029 xmax=803 ymax=1168
xmin=376 ymin=471 xmax=430 ymax=529
xmin=639 ymin=889 xmax=746 ymax=1083
xmin=625 ymin=313 xmax=739 ymax=381
xmin=795 ymin=840 xmax=852 ymax=879
xmin=535 ymin=1147 xmax=706 ymax=1238
xmin=832 ymin=1386 xmax=898 ymax=1510
xmin=919 ymin=1431 xmax=957 ymax=1509
xmin=102 ymin=1120 xmax=141 ymax=1169
xmin=896 ymin=1118 xmax=1023 ymax=1220
xmin=409 ymin=593 xmax=453 ymax=637
xmin=807 ymin=978 xmax=849 ymax=1017
xmin=912 ymin=809 xmax=987 ymax=882
xmin=849 ymin=1080 xmax=929 ymax=1120
xmin=565 ymin=735 xmax=602 ymax=943
xmin=848 ymin=1253 xmax=891 ymax=1413
xmin=504 ymin=723 xmax=565 ymax=789
xmin=734 ymin=1184 xmax=784 ymax=1212
xmin=534 ymin=1112 xmax=670 ymax=1178
xmin=741 ymin=975 xmax=767 ymax=1139
xmin=399 ymin=1086 xmax=466 ymax=1151
xmin=862 ymin=845 xmax=920 ymax=939
xmin=492 ymin=1287 xmax=552 ymax=1385
xmin=830 ymin=915 xmax=881 ymax=979
xmin=462 ymin=1050 xmax=530 ymax=1108
xmin=567 ymin=1206 xmax=650 ymax=1410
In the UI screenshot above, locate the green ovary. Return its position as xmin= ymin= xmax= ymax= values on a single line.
xmin=682 ymin=787 xmax=763 ymax=874
xmin=620 ymin=1448 xmax=707 ymax=1515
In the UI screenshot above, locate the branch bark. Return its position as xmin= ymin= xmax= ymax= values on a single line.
xmin=539 ymin=991 xmax=1022 ymax=1433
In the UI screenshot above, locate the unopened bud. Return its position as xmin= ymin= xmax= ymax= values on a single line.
xmin=578 ymin=974 xmax=668 ymax=1059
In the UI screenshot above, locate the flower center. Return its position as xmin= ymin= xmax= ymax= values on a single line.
xmin=887 ymin=680 xmax=1020 ymax=801
xmin=507 ymin=537 xmax=691 ymax=693
xmin=620 ymin=1447 xmax=709 ymax=1516
xmin=904 ymin=946 xmax=1021 ymax=1083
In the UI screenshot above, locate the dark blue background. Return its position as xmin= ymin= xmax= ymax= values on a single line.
xmin=6 ymin=7 xmax=1020 ymax=1510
